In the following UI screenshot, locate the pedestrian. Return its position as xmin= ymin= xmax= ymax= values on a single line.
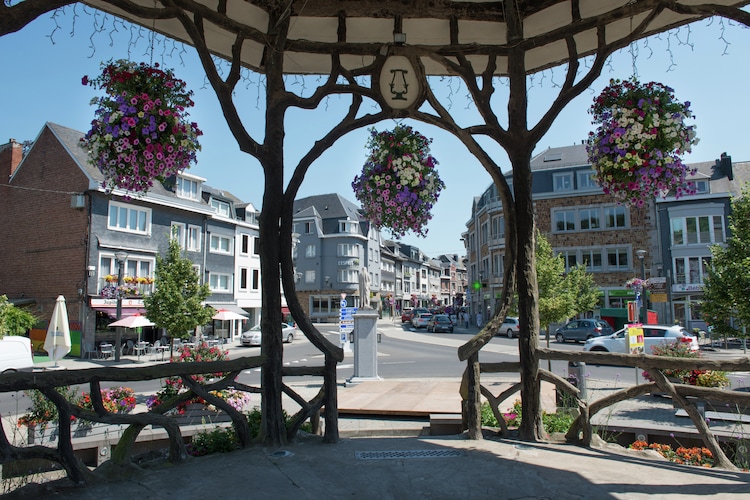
xmin=465 ymin=312 xmax=470 ymax=328
xmin=476 ymin=312 xmax=482 ymax=328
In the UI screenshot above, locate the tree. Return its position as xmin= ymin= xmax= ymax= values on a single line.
xmin=144 ymin=240 xmax=214 ymax=346
xmin=702 ymin=186 xmax=750 ymax=352
xmin=536 ymin=232 xmax=599 ymax=347
xmin=0 ymin=295 xmax=38 ymax=338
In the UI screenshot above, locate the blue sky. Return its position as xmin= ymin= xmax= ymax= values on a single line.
xmin=2 ymin=8 xmax=749 ymax=256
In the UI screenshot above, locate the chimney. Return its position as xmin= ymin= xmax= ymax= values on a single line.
xmin=720 ymin=152 xmax=733 ymax=181
xmin=0 ymin=138 xmax=23 ymax=184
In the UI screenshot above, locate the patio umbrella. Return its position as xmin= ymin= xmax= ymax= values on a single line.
xmin=44 ymin=295 xmax=72 ymax=368
xmin=211 ymin=309 xmax=247 ymax=342
xmin=109 ymin=315 xmax=155 ymax=359
xmin=212 ymin=309 xmax=247 ymax=321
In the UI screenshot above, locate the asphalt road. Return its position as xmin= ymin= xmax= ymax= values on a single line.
xmin=0 ymin=321 xmax=706 ymax=417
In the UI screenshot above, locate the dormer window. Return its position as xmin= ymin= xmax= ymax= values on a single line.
xmin=339 ymin=220 xmax=358 ymax=233
xmin=693 ymin=179 xmax=709 ymax=194
xmin=176 ymin=173 xmax=203 ymax=200
xmin=211 ymin=198 xmax=231 ymax=217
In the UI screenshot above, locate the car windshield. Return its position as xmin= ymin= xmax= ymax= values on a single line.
xmin=249 ymin=324 xmax=261 ymax=332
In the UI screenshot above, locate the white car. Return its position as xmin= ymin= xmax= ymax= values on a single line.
xmin=583 ymin=324 xmax=699 ymax=354
xmin=412 ymin=312 xmax=433 ymax=329
xmin=498 ymin=317 xmax=520 ymax=338
xmin=240 ymin=323 xmax=296 ymax=346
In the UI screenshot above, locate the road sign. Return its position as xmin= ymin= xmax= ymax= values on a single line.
xmin=340 ymin=333 xmax=347 ymax=343
xmin=341 ymin=299 xmax=347 ymax=308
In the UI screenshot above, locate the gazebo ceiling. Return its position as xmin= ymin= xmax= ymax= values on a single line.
xmin=83 ymin=0 xmax=749 ymax=75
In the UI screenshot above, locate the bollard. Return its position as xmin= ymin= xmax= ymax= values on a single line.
xmin=567 ymin=361 xmax=587 ymax=402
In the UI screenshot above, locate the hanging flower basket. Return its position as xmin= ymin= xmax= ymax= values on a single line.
xmin=586 ymin=78 xmax=698 ymax=207
xmin=625 ymin=277 xmax=652 ymax=295
xmin=81 ymin=59 xmax=202 ymax=195
xmin=352 ymin=125 xmax=445 ymax=237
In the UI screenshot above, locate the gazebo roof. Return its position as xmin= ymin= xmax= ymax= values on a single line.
xmin=83 ymin=0 xmax=749 ymax=76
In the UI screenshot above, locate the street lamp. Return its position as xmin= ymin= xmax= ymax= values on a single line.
xmin=114 ymin=250 xmax=128 ymax=361
xmin=636 ymin=249 xmax=647 ymax=325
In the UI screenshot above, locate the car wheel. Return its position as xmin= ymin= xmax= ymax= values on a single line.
xmin=285 ymin=333 xmax=294 ymax=343
xmin=449 ymin=328 xmax=454 ymax=333
xmin=556 ymin=333 xmax=564 ymax=343
xmin=506 ymin=329 xmax=514 ymax=339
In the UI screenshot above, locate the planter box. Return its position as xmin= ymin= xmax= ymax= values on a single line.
xmin=173 ymin=403 xmax=232 ymax=426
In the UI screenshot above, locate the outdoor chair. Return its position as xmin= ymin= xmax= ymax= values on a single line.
xmin=126 ymin=340 xmax=135 ymax=355
xmin=82 ymin=343 xmax=99 ymax=360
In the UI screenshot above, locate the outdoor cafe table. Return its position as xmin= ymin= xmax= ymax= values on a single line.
xmin=134 ymin=342 xmax=148 ymax=356
xmin=99 ymin=343 xmax=113 ymax=360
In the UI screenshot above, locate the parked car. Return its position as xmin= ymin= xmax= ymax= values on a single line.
xmin=240 ymin=323 xmax=296 ymax=346
xmin=400 ymin=308 xmax=413 ymax=323
xmin=498 ymin=317 xmax=520 ymax=338
xmin=554 ymin=319 xmax=614 ymax=343
xmin=407 ymin=308 xmax=430 ymax=325
xmin=0 ymin=336 xmax=34 ymax=373
xmin=411 ymin=312 xmax=433 ymax=329
xmin=584 ymin=324 xmax=699 ymax=353
xmin=426 ymin=314 xmax=454 ymax=333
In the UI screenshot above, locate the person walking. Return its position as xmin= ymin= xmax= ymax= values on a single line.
xmin=476 ymin=312 xmax=482 ymax=328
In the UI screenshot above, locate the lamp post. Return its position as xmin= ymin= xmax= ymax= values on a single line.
xmin=636 ymin=249 xmax=647 ymax=325
xmin=114 ymin=250 xmax=128 ymax=361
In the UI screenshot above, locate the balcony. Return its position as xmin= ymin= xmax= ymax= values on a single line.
xmin=99 ymin=277 xmax=153 ymax=298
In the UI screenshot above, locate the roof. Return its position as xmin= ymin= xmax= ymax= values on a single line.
xmin=82 ymin=1 xmax=748 ymax=76
xmin=293 ymin=193 xmax=362 ymax=221
xmin=530 ymin=144 xmax=590 ymax=172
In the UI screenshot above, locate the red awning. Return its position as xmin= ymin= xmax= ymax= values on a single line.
xmin=93 ymin=307 xmax=147 ymax=319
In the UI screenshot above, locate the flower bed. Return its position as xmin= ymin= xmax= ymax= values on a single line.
xmin=81 ymin=59 xmax=202 ymax=196
xmin=352 ymin=125 xmax=444 ymax=237
xmin=586 ymin=78 xmax=698 ymax=207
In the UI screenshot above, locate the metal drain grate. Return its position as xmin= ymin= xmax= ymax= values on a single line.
xmin=355 ymin=449 xmax=465 ymax=460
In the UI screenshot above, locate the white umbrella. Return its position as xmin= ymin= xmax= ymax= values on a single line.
xmin=212 ymin=309 xmax=247 ymax=321
xmin=109 ymin=315 xmax=155 ymax=360
xmin=44 ymin=295 xmax=72 ymax=368
xmin=108 ymin=315 xmax=155 ymax=328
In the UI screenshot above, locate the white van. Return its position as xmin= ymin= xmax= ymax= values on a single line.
xmin=0 ymin=336 xmax=34 ymax=373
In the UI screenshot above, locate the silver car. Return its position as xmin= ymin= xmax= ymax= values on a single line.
xmin=412 ymin=312 xmax=433 ymax=329
xmin=240 ymin=323 xmax=296 ymax=346
xmin=584 ymin=324 xmax=699 ymax=353
xmin=555 ymin=319 xmax=614 ymax=343
xmin=498 ymin=317 xmax=520 ymax=338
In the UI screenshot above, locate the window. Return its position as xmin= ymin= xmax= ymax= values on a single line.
xmin=694 ymin=179 xmax=709 ymax=194
xmin=553 ymin=172 xmax=573 ymax=192
xmin=492 ymin=253 xmax=503 ymax=276
xmin=210 ymin=235 xmax=233 ymax=254
xmin=304 ymin=222 xmax=314 ymax=234
xmin=559 ymin=250 xmax=577 ymax=270
xmin=305 ymin=270 xmax=316 ymax=283
xmin=210 ymin=199 xmax=231 ymax=217
xmin=338 ymin=269 xmax=358 ymax=283
xmin=674 ymin=256 xmax=711 ymax=284
xmin=604 ymin=206 xmax=627 ymax=229
xmin=491 ymin=216 xmax=505 ymax=239
xmin=98 ymin=255 xmax=154 ymax=293
xmin=480 ymin=222 xmax=488 ymax=245
xmin=581 ymin=250 xmax=603 ymax=271
xmin=108 ymin=201 xmax=150 ymax=235
xmin=337 ymin=243 xmax=358 ymax=257
xmin=254 ymin=237 xmax=261 ymax=255
xmin=187 ymin=225 xmax=201 ymax=252
xmin=176 ymin=176 xmax=199 ymax=199
xmin=672 ymin=215 xmax=725 ymax=246
xmin=606 ymin=248 xmax=629 ymax=270
xmin=239 ymin=268 xmax=248 ymax=290
xmin=553 ymin=210 xmax=576 ymax=232
xmin=339 ymin=221 xmax=358 ymax=233
xmin=209 ymin=273 xmax=232 ymax=292
xmin=577 ymin=170 xmax=597 ymax=190
xmin=241 ymin=234 xmax=249 ymax=255
xmin=170 ymin=222 xmax=185 ymax=248
xmin=252 ymin=269 xmax=259 ymax=290
xmin=305 ymin=244 xmax=316 ymax=258
xmin=579 ymin=209 xmax=600 ymax=230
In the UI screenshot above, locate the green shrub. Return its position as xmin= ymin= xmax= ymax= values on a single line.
xmin=188 ymin=426 xmax=238 ymax=457
xmin=479 ymin=399 xmax=574 ymax=434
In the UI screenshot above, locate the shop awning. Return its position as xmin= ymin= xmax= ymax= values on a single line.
xmin=207 ymin=304 xmax=249 ymax=317
xmin=93 ymin=307 xmax=147 ymax=319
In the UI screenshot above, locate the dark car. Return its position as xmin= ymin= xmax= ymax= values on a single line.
xmin=426 ymin=314 xmax=454 ymax=333
xmin=555 ymin=319 xmax=614 ymax=343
